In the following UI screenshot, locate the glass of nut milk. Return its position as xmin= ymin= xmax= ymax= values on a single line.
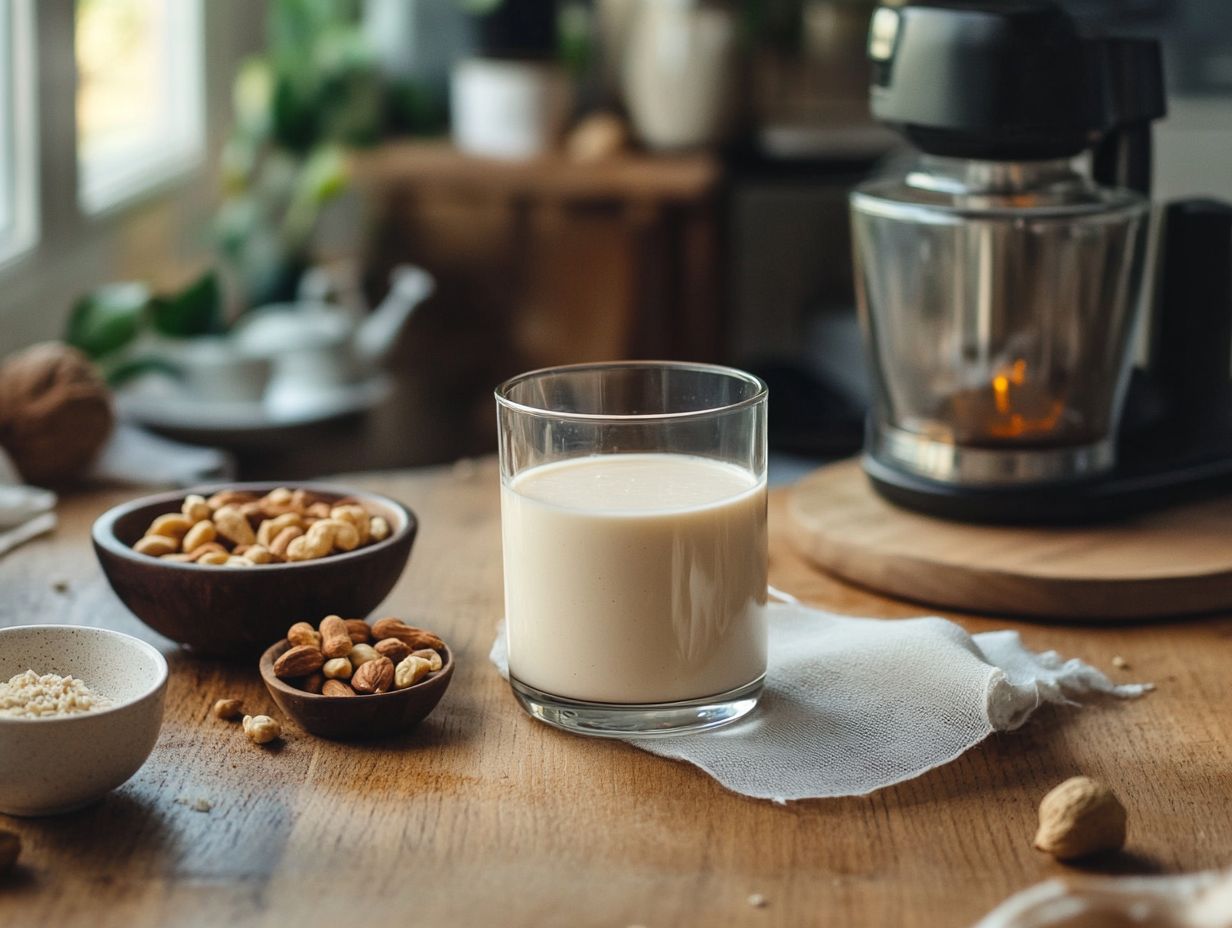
xmin=496 ymin=362 xmax=768 ymax=736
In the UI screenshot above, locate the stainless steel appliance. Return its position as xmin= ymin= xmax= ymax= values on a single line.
xmin=850 ymin=0 xmax=1232 ymax=522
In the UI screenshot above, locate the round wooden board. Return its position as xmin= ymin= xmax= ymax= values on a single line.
xmin=786 ymin=458 xmax=1232 ymax=621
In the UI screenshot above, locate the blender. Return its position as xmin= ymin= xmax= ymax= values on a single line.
xmin=850 ymin=0 xmax=1232 ymax=523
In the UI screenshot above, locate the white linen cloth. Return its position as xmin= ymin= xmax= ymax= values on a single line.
xmin=490 ymin=601 xmax=1151 ymax=802
xmin=0 ymin=424 xmax=232 ymax=559
xmin=0 ymin=447 xmax=56 ymax=557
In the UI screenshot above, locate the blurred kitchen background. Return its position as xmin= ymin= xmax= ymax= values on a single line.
xmin=0 ymin=0 xmax=1230 ymax=486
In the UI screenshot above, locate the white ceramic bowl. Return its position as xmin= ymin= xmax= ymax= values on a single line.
xmin=0 ymin=625 xmax=168 ymax=816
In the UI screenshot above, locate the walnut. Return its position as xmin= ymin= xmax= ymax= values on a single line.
xmin=0 ymin=342 xmax=113 ymax=484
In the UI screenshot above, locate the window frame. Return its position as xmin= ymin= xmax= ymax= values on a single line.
xmin=75 ymin=0 xmax=207 ymax=216
xmin=0 ymin=0 xmax=40 ymax=269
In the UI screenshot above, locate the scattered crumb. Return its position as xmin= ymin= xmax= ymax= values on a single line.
xmin=747 ymin=893 xmax=768 ymax=908
xmin=175 ymin=797 xmax=213 ymax=813
xmin=51 ymin=580 xmax=69 ymax=594
xmin=1112 ymin=655 xmax=1130 ymax=670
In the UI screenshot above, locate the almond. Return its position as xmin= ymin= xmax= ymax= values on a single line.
xmin=319 ymin=615 xmax=353 ymax=659
xmin=370 ymin=618 xmax=445 ymax=651
xmin=351 ymin=656 xmax=394 ymax=694
xmin=322 ymin=679 xmax=356 ymax=697
xmin=301 ymin=672 xmax=325 ymax=695
xmin=344 ymin=619 xmax=371 ymax=644
xmin=374 ymin=638 xmax=412 ymax=663
xmin=273 ymin=644 xmax=324 ymax=679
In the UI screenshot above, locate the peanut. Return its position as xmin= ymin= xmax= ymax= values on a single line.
xmin=374 ymin=638 xmax=412 ymax=663
xmin=322 ymin=680 xmax=356 ymax=697
xmin=257 ymin=512 xmax=302 ymax=548
xmin=322 ymin=518 xmax=359 ymax=552
xmin=394 ymin=655 xmax=432 ymax=689
xmin=285 ymin=520 xmax=338 ymax=561
xmin=411 ymin=648 xmax=444 ymax=673
xmin=160 ymin=553 xmax=194 ymax=562
xmin=322 ymin=657 xmax=353 ymax=680
xmin=207 ymin=489 xmax=257 ymax=510
xmin=369 ymin=516 xmax=391 ymax=542
xmin=319 ymin=615 xmax=352 ymax=659
xmin=245 ymin=545 xmax=273 ymax=565
xmin=306 ymin=501 xmax=332 ymax=519
xmin=135 ymin=535 xmax=178 ymax=557
xmin=242 ymin=715 xmax=281 ymax=745
xmin=224 ymin=555 xmax=254 ymax=567
xmin=260 ymin=487 xmax=297 ymax=517
xmin=212 ymin=698 xmax=243 ymax=720
xmin=213 ymin=505 xmax=256 ymax=546
xmin=185 ymin=541 xmax=226 ymax=562
xmin=352 ymin=656 xmax=394 ymax=694
xmin=348 ymin=643 xmax=380 ymax=669
xmin=182 ymin=493 xmax=211 ymax=522
xmin=239 ymin=500 xmax=266 ymax=526
xmin=148 ymin=513 xmax=193 ymax=540
xmin=181 ymin=519 xmax=217 ymax=553
xmin=287 ymin=622 xmax=322 ymax=649
xmin=197 ymin=551 xmax=230 ymax=566
xmin=330 ymin=505 xmax=371 ymax=545
xmin=290 ymin=489 xmax=320 ymax=512
xmin=268 ymin=525 xmax=303 ymax=559
xmin=344 ymin=619 xmax=371 ymax=644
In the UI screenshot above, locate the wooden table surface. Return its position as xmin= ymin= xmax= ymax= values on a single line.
xmin=1 ymin=460 xmax=1229 ymax=927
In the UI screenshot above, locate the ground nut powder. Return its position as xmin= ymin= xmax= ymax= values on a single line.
xmin=0 ymin=670 xmax=111 ymax=718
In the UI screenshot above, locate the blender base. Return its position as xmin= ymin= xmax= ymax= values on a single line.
xmin=864 ymin=437 xmax=1232 ymax=526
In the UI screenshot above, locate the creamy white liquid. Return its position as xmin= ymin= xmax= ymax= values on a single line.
xmin=501 ymin=453 xmax=768 ymax=704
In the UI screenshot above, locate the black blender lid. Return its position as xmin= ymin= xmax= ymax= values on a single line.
xmin=867 ymin=0 xmax=1165 ymax=160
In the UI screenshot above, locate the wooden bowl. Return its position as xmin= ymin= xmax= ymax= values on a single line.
xmin=258 ymin=639 xmax=454 ymax=740
xmin=92 ymin=483 xmax=417 ymax=659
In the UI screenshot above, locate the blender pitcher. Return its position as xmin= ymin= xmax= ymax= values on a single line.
xmin=850 ymin=1 xmax=1163 ymax=488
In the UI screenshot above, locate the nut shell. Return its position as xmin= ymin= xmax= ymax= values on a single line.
xmin=1034 ymin=776 xmax=1127 ymax=860
xmin=0 ymin=342 xmax=114 ymax=484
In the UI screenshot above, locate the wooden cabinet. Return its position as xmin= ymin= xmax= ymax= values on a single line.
xmin=349 ymin=141 xmax=725 ymax=463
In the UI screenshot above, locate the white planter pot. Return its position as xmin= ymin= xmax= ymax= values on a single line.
xmin=450 ymin=58 xmax=573 ymax=161
xmin=623 ymin=0 xmax=739 ymax=151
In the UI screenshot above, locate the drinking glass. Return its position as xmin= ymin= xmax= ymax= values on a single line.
xmin=496 ymin=361 xmax=769 ymax=737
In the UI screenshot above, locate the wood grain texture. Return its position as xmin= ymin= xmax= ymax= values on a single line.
xmin=788 ymin=458 xmax=1232 ymax=620
xmin=0 ymin=458 xmax=1229 ymax=928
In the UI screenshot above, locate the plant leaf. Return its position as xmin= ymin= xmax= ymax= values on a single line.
xmin=149 ymin=271 xmax=225 ymax=338
xmin=66 ymin=283 xmax=151 ymax=359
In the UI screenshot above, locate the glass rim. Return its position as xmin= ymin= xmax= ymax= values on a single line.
xmin=494 ymin=360 xmax=769 ymax=423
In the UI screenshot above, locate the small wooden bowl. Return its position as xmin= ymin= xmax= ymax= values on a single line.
xmin=93 ymin=483 xmax=417 ymax=658
xmin=258 ymin=639 xmax=454 ymax=740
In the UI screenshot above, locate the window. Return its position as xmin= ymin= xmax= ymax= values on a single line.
xmin=75 ymin=0 xmax=205 ymax=214
xmin=0 ymin=0 xmax=37 ymax=267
